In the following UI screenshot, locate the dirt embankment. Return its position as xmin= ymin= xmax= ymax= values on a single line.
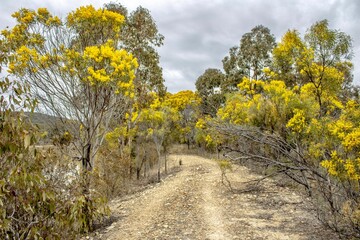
xmin=93 ymin=155 xmax=337 ymax=240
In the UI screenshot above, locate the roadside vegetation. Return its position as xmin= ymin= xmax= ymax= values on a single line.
xmin=0 ymin=2 xmax=359 ymax=238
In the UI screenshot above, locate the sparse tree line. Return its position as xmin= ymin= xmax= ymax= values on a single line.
xmin=0 ymin=1 xmax=359 ymax=238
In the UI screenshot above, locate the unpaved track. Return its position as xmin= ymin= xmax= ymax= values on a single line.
xmin=97 ymin=155 xmax=337 ymax=240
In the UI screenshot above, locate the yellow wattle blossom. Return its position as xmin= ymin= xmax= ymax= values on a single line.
xmin=343 ymin=128 xmax=360 ymax=151
xmin=237 ymin=77 xmax=264 ymax=96
xmin=286 ymin=109 xmax=306 ymax=133
xmin=205 ymin=134 xmax=213 ymax=145
xmin=163 ymin=90 xmax=200 ymax=111
xmin=84 ymin=46 xmax=101 ymax=62
xmin=130 ymin=111 xmax=139 ymax=123
xmin=308 ymin=143 xmax=325 ymax=159
xmin=82 ymin=41 xmax=138 ymax=94
xmin=8 ymin=46 xmax=39 ymax=74
xmin=195 ymin=118 xmax=206 ymax=129
xmin=67 ymin=5 xmax=124 ymax=34
xmin=21 ymin=11 xmax=36 ymax=24
xmin=87 ymin=67 xmax=110 ymax=83
xmin=321 ymin=160 xmax=338 ymax=176
xmin=328 ymin=118 xmax=353 ymax=140
xmin=147 ymin=128 xmax=154 ymax=135
xmin=344 ymin=159 xmax=360 ymax=180
xmin=149 ymin=93 xmax=162 ymax=109
xmin=37 ymin=8 xmax=49 ymax=16
xmin=321 ymin=151 xmax=344 ymax=177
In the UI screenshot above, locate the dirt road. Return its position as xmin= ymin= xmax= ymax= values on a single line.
xmin=97 ymin=155 xmax=337 ymax=240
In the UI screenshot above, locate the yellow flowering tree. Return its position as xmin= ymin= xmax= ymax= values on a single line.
xmin=272 ymin=20 xmax=353 ymax=117
xmin=138 ymin=95 xmax=179 ymax=182
xmin=1 ymin=6 xmax=138 ymax=232
xmin=218 ymin=78 xmax=313 ymax=136
xmin=321 ymin=100 xmax=360 ymax=181
xmin=164 ymin=90 xmax=201 ymax=148
xmin=1 ymin=6 xmax=138 ymax=172
xmin=196 ymin=20 xmax=358 ymax=237
xmin=99 ymin=3 xmax=166 ymax=184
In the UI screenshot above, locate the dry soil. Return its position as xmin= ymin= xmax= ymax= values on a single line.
xmin=94 ymin=154 xmax=338 ymax=240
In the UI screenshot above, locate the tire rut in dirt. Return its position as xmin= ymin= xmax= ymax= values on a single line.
xmin=145 ymin=167 xmax=207 ymax=239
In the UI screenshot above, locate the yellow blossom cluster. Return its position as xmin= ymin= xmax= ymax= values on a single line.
xmin=237 ymin=78 xmax=264 ymax=96
xmin=1 ymin=8 xmax=61 ymax=55
xmin=219 ymin=79 xmax=303 ymax=129
xmin=67 ymin=5 xmax=124 ymax=35
xmin=319 ymin=98 xmax=360 ymax=181
xmin=343 ymin=129 xmax=360 ymax=152
xmin=8 ymin=46 xmax=38 ymax=74
xmin=148 ymin=92 xmax=162 ymax=110
xmin=321 ymin=151 xmax=360 ymax=180
xmin=286 ymin=109 xmax=306 ymax=133
xmin=218 ymin=94 xmax=252 ymax=124
xmin=195 ymin=118 xmax=206 ymax=129
xmin=83 ymin=41 xmax=138 ymax=96
xmin=11 ymin=8 xmax=61 ymax=27
xmin=328 ymin=118 xmax=354 ymax=140
xmin=321 ymin=151 xmax=344 ymax=176
xmin=124 ymin=111 xmax=139 ymax=123
xmin=163 ymin=90 xmax=201 ymax=112
xmin=3 ymin=6 xmax=138 ymax=101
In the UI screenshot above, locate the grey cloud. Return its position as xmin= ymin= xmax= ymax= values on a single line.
xmin=152 ymin=0 xmax=360 ymax=91
xmin=1 ymin=0 xmax=359 ymax=92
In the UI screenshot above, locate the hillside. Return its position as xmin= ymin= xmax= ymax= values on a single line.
xmin=24 ymin=112 xmax=61 ymax=128
xmin=23 ymin=111 xmax=70 ymax=143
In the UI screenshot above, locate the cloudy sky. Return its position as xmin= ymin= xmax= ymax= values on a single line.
xmin=1 ymin=0 xmax=359 ymax=92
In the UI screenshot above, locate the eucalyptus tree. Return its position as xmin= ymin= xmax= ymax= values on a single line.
xmin=222 ymin=25 xmax=276 ymax=93
xmin=195 ymin=68 xmax=225 ymax=117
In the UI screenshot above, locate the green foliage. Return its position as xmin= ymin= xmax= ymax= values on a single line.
xmin=105 ymin=3 xmax=166 ymax=101
xmin=195 ymin=68 xmax=225 ymax=117
xmin=0 ymin=77 xmax=110 ymax=239
xmin=222 ymin=25 xmax=276 ymax=92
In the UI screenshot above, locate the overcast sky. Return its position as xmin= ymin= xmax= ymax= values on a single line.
xmin=1 ymin=0 xmax=359 ymax=92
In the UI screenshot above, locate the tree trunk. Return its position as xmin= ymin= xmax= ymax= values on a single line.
xmin=144 ymin=160 xmax=147 ymax=178
xmin=82 ymin=143 xmax=92 ymax=171
xmin=136 ymin=167 xmax=141 ymax=180
xmin=157 ymin=150 xmax=161 ymax=183
xmin=157 ymin=156 xmax=161 ymax=182
xmin=164 ymin=146 xmax=168 ymax=174
xmin=81 ymin=143 xmax=92 ymax=196
xmin=81 ymin=143 xmax=92 ymax=232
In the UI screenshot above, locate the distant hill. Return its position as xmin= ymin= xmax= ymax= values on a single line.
xmin=23 ymin=112 xmax=72 ymax=144
xmin=24 ymin=112 xmax=61 ymax=128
